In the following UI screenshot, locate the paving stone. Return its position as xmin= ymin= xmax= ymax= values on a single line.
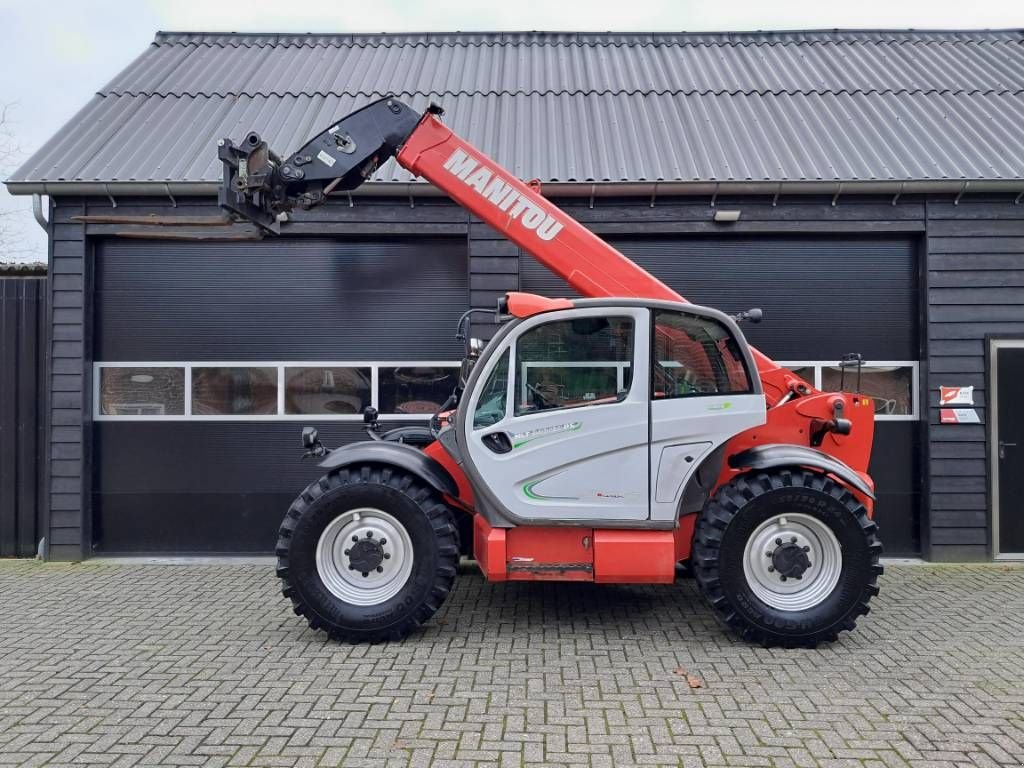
xmin=0 ymin=562 xmax=1022 ymax=767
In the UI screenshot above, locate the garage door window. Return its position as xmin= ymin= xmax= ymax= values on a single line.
xmin=821 ymin=365 xmax=915 ymax=417
xmin=99 ymin=366 xmax=185 ymax=416
xmin=780 ymin=361 xmax=919 ymax=420
xmin=285 ymin=367 xmax=371 ymax=415
xmin=192 ymin=367 xmax=278 ymax=416
xmin=378 ymin=367 xmax=460 ymax=415
xmin=95 ymin=361 xmax=461 ymax=420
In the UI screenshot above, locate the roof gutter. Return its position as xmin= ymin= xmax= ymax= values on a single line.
xmin=6 ymin=179 xmax=1024 ymax=199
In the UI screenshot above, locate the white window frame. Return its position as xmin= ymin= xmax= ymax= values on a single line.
xmin=94 ymin=359 xmax=920 ymax=423
xmin=94 ymin=361 xmax=461 ymax=422
xmin=777 ymin=360 xmax=920 ymax=422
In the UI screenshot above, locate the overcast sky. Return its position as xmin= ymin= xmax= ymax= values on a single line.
xmin=1 ymin=0 xmax=1022 ymax=262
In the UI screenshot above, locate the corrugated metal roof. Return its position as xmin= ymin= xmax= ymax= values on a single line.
xmin=9 ymin=29 xmax=1024 ymax=190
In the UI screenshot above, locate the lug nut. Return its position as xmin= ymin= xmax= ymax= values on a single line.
xmin=380 ymin=539 xmax=387 ymax=546
xmin=344 ymin=549 xmax=351 ymax=556
xmin=376 ymin=566 xmax=384 ymax=573
xmin=791 ymin=536 xmax=798 ymax=544
xmin=780 ymin=575 xmax=788 ymax=582
xmin=795 ymin=574 xmax=802 ymax=580
xmin=352 ymin=536 xmax=359 ymax=543
xmin=775 ymin=538 xmax=783 ymax=546
xmin=349 ymin=564 xmax=355 ymax=570
xmin=767 ymin=566 xmax=774 ymax=572
xmin=361 ymin=572 xmax=369 ymax=578
xmin=766 ymin=551 xmax=773 ymax=558
xmin=366 ymin=532 xmax=373 ymax=538
xmin=383 ymin=553 xmax=391 ymax=559
xmin=803 ymin=546 xmax=810 ymax=552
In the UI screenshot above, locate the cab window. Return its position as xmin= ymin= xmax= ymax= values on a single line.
xmin=514 ymin=316 xmax=634 ymax=416
xmin=652 ymin=310 xmax=752 ymax=398
xmin=473 ymin=350 xmax=510 ymax=428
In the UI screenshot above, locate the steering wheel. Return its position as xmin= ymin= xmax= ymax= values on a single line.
xmin=526 ymin=382 xmax=555 ymax=410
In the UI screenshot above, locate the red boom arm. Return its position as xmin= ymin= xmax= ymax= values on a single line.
xmin=397 ymin=113 xmax=806 ymax=404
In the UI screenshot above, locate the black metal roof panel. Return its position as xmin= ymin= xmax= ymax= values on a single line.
xmin=9 ymin=29 xmax=1024 ymax=188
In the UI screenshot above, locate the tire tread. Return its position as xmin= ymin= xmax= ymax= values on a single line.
xmin=275 ymin=465 xmax=459 ymax=643
xmin=693 ymin=469 xmax=883 ymax=648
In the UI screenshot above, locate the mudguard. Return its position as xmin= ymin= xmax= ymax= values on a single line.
xmin=727 ymin=444 xmax=875 ymax=500
xmin=318 ymin=440 xmax=459 ymax=498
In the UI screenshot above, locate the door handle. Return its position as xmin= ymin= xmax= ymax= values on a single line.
xmin=482 ymin=432 xmax=513 ymax=454
xmin=999 ymin=441 xmax=1017 ymax=460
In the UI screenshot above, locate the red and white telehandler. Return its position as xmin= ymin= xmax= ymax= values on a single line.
xmin=218 ymin=97 xmax=883 ymax=647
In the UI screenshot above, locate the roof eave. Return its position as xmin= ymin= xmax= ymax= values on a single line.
xmin=7 ymin=179 xmax=1024 ymax=199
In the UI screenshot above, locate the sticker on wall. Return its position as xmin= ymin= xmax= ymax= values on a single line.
xmin=939 ymin=385 xmax=974 ymax=406
xmin=940 ymin=408 xmax=981 ymax=424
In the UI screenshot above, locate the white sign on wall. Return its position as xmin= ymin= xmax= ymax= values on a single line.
xmin=940 ymin=408 xmax=981 ymax=425
xmin=939 ymin=385 xmax=974 ymax=406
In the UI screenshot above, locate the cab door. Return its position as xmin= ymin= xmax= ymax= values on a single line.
xmin=647 ymin=307 xmax=766 ymax=522
xmin=460 ymin=307 xmax=651 ymax=523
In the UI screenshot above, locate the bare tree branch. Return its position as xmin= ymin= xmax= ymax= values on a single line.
xmin=0 ymin=101 xmax=35 ymax=261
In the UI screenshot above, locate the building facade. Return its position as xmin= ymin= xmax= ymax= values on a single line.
xmin=6 ymin=31 xmax=1024 ymax=561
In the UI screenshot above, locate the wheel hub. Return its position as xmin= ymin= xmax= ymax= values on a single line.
xmin=770 ymin=539 xmax=812 ymax=579
xmin=346 ymin=535 xmax=385 ymax=574
xmin=742 ymin=513 xmax=843 ymax=612
xmin=315 ymin=507 xmax=414 ymax=606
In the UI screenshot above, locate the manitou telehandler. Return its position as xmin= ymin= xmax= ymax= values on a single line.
xmin=218 ymin=97 xmax=883 ymax=647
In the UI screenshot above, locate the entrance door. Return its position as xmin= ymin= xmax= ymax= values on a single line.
xmin=994 ymin=342 xmax=1024 ymax=556
xmin=462 ymin=307 xmax=651 ymax=523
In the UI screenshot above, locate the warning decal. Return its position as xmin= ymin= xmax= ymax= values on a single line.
xmin=939 ymin=385 xmax=974 ymax=406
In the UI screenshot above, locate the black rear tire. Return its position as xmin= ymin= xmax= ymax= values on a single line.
xmin=276 ymin=465 xmax=458 ymax=643
xmin=693 ymin=469 xmax=883 ymax=648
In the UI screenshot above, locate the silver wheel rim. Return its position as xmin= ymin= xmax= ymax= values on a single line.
xmin=742 ymin=512 xmax=842 ymax=612
xmin=315 ymin=507 xmax=414 ymax=606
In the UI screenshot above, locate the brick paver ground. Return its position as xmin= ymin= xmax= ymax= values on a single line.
xmin=0 ymin=561 xmax=1022 ymax=768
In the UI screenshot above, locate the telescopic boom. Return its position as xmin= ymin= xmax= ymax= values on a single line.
xmin=218 ymin=96 xmax=811 ymax=402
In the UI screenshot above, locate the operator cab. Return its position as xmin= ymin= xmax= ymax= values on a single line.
xmin=450 ymin=292 xmax=766 ymax=528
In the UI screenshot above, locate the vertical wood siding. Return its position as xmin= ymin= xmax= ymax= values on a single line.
xmin=47 ymin=201 xmax=89 ymax=559
xmin=925 ymin=199 xmax=1024 ymax=560
xmin=0 ymin=277 xmax=47 ymax=557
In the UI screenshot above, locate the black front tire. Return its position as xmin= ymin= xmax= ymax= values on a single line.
xmin=276 ymin=465 xmax=458 ymax=643
xmin=693 ymin=469 xmax=883 ymax=648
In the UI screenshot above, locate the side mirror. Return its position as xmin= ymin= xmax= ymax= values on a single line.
xmin=363 ymin=406 xmax=379 ymax=425
xmin=732 ymin=307 xmax=764 ymax=324
xmin=301 ymin=426 xmax=319 ymax=449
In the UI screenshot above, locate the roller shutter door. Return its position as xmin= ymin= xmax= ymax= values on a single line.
xmin=522 ymin=235 xmax=921 ymax=555
xmin=92 ymin=237 xmax=468 ymax=553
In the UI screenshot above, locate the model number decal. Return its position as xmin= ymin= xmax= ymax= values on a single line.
xmin=511 ymin=420 xmax=581 ymax=449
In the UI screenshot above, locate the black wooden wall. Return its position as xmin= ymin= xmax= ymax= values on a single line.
xmin=924 ymin=200 xmax=1024 ymax=560
xmin=42 ymin=192 xmax=1024 ymax=560
xmin=0 ymin=276 xmax=46 ymax=557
